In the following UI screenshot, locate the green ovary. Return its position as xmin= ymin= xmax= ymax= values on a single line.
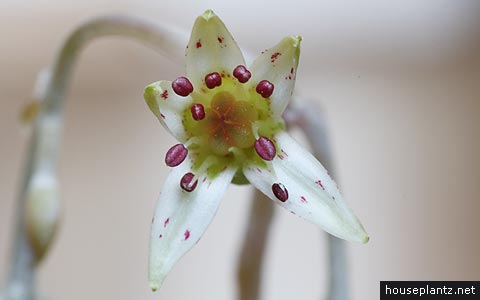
xmin=183 ymin=76 xmax=283 ymax=177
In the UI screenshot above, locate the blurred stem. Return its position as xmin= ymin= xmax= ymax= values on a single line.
xmin=237 ymin=190 xmax=275 ymax=300
xmin=286 ymin=100 xmax=349 ymax=300
xmin=3 ymin=15 xmax=186 ymax=300
xmin=237 ymin=99 xmax=349 ymax=300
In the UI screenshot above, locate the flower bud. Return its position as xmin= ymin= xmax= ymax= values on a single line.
xmin=24 ymin=172 xmax=60 ymax=263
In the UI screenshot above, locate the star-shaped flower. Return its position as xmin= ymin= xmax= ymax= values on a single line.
xmin=144 ymin=10 xmax=368 ymax=290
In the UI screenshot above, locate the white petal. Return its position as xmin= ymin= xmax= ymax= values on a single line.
xmin=248 ymin=36 xmax=301 ymax=118
xmin=243 ymin=131 xmax=369 ymax=243
xmin=144 ymin=81 xmax=192 ymax=142
xmin=149 ymin=159 xmax=236 ymax=291
xmin=185 ymin=10 xmax=245 ymax=88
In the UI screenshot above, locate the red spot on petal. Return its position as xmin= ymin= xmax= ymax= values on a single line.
xmin=161 ymin=90 xmax=168 ymax=100
xmin=159 ymin=234 xmax=163 ymax=239
xmin=315 ymin=180 xmax=325 ymax=190
xmin=256 ymin=168 xmax=262 ymax=173
xmin=217 ymin=37 xmax=224 ymax=43
xmin=271 ymin=52 xmax=281 ymax=63
xmin=290 ymin=67 xmax=294 ymax=74
xmin=196 ymin=40 xmax=202 ymax=48
xmin=160 ymin=113 xmax=165 ymax=119
xmin=184 ymin=230 xmax=191 ymax=240
xmin=300 ymin=196 xmax=308 ymax=203
xmin=281 ymin=149 xmax=288 ymax=157
xmin=164 ymin=218 xmax=170 ymax=228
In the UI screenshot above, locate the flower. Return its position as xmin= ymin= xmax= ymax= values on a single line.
xmin=144 ymin=10 xmax=368 ymax=291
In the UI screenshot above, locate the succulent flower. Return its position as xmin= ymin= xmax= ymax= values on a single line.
xmin=144 ymin=10 xmax=368 ymax=291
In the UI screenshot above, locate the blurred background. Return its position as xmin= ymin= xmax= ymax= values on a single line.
xmin=1 ymin=0 xmax=479 ymax=299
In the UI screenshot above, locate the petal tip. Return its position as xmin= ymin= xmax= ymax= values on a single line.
xmin=201 ymin=9 xmax=217 ymax=21
xmin=351 ymin=226 xmax=370 ymax=244
xmin=149 ymin=273 xmax=165 ymax=292
xmin=292 ymin=35 xmax=302 ymax=47
xmin=144 ymin=82 xmax=159 ymax=101
xmin=144 ymin=82 xmax=160 ymax=116
xmin=289 ymin=36 xmax=302 ymax=59
xmin=281 ymin=35 xmax=302 ymax=49
xmin=362 ymin=235 xmax=370 ymax=244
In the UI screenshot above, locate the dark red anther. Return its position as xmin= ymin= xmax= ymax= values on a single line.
xmin=205 ymin=72 xmax=222 ymax=89
xmin=233 ymin=65 xmax=251 ymax=83
xmin=272 ymin=183 xmax=288 ymax=202
xmin=165 ymin=144 xmax=188 ymax=167
xmin=172 ymin=77 xmax=194 ymax=97
xmin=180 ymin=172 xmax=198 ymax=192
xmin=254 ymin=137 xmax=276 ymax=161
xmin=256 ymin=80 xmax=274 ymax=98
xmin=191 ymin=103 xmax=205 ymax=120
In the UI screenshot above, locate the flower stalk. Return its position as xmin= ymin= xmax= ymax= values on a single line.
xmin=237 ymin=190 xmax=275 ymax=300
xmin=286 ymin=100 xmax=351 ymax=300
xmin=2 ymin=15 xmax=188 ymax=300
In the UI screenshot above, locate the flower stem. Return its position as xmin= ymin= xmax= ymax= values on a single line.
xmin=237 ymin=190 xmax=275 ymax=300
xmin=286 ymin=100 xmax=350 ymax=300
xmin=237 ymin=100 xmax=349 ymax=300
xmin=2 ymin=15 xmax=186 ymax=300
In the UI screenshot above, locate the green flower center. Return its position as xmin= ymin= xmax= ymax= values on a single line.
xmin=183 ymin=74 xmax=283 ymax=179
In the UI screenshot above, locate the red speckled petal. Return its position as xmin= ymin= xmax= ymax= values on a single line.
xmin=243 ymin=131 xmax=369 ymax=243
xmin=248 ymin=36 xmax=301 ymax=118
xmin=144 ymin=81 xmax=193 ymax=142
xmin=149 ymin=159 xmax=236 ymax=291
xmin=185 ymin=10 xmax=245 ymax=89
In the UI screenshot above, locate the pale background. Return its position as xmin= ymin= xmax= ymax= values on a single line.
xmin=1 ymin=0 xmax=479 ymax=299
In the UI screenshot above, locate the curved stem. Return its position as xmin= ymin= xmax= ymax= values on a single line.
xmin=3 ymin=15 xmax=187 ymax=300
xmin=285 ymin=100 xmax=349 ymax=300
xmin=237 ymin=190 xmax=275 ymax=300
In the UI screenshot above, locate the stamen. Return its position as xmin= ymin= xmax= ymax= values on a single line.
xmin=172 ymin=77 xmax=194 ymax=97
xmin=272 ymin=183 xmax=288 ymax=202
xmin=184 ymin=137 xmax=201 ymax=147
xmin=205 ymin=72 xmax=222 ymax=89
xmin=180 ymin=172 xmax=198 ymax=192
xmin=256 ymin=80 xmax=274 ymax=98
xmin=165 ymin=144 xmax=188 ymax=167
xmin=250 ymin=122 xmax=260 ymax=140
xmin=191 ymin=103 xmax=206 ymax=120
xmin=228 ymin=146 xmax=247 ymax=160
xmin=254 ymin=137 xmax=276 ymax=161
xmin=233 ymin=65 xmax=251 ymax=83
xmin=181 ymin=156 xmax=220 ymax=192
